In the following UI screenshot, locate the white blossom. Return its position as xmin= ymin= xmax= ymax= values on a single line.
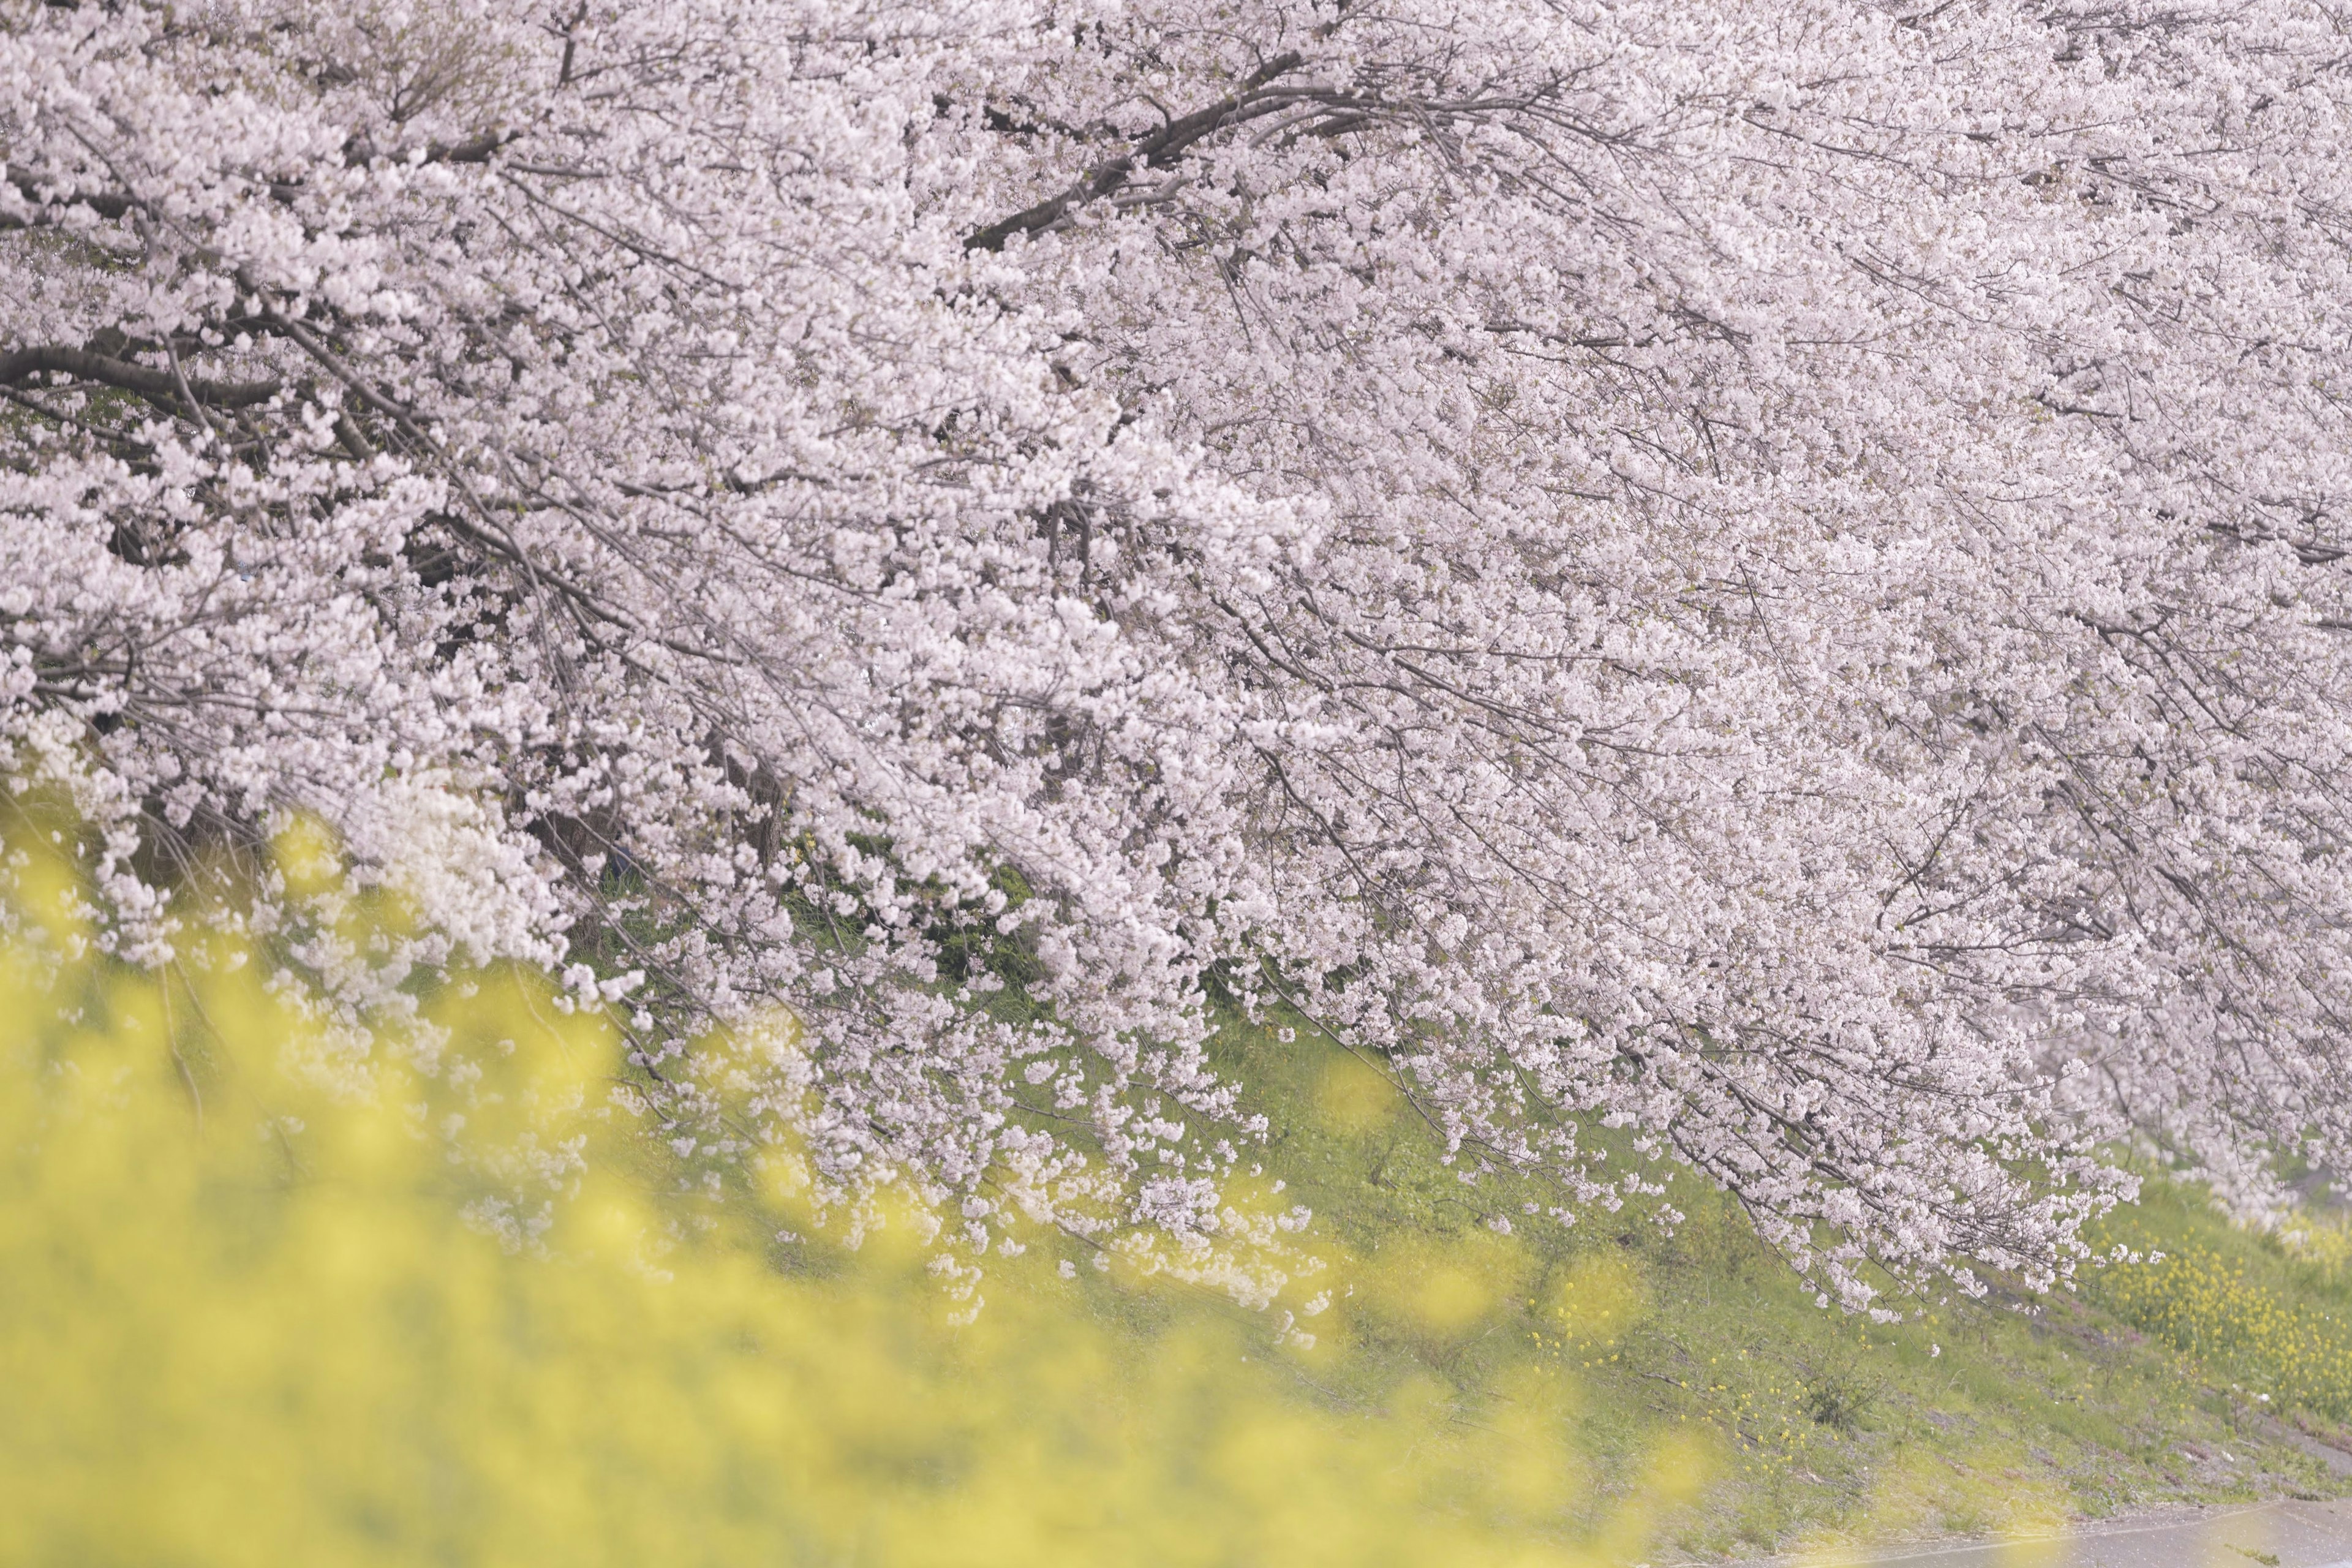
xmin=7 ymin=0 xmax=2352 ymax=1304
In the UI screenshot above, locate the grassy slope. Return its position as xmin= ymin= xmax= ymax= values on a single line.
xmin=1205 ymin=1012 xmax=2352 ymax=1559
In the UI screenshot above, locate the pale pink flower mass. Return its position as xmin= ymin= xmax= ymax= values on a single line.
xmin=6 ymin=0 xmax=2350 ymax=1310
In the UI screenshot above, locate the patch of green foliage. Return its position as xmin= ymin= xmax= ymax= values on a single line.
xmin=1213 ymin=1013 xmax=2352 ymax=1559
xmin=2086 ymin=1178 xmax=2352 ymax=1427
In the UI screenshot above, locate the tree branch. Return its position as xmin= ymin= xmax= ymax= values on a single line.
xmin=964 ymin=51 xmax=1306 ymax=251
xmin=0 ymin=343 xmax=282 ymax=409
xmin=4 ymin=170 xmax=134 ymax=225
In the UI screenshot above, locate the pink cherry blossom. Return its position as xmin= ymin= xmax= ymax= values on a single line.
xmin=9 ymin=0 xmax=2351 ymax=1307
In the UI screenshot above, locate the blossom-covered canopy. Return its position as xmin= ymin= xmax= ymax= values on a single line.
xmin=8 ymin=0 xmax=2351 ymax=1305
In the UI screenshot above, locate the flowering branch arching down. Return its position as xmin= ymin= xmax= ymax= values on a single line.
xmin=7 ymin=0 xmax=2352 ymax=1307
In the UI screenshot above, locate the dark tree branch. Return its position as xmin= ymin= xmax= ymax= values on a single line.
xmin=0 ymin=343 xmax=282 ymax=409
xmin=4 ymin=170 xmax=134 ymax=224
xmin=425 ymin=130 xmax=520 ymax=165
xmin=965 ymin=51 xmax=1306 ymax=251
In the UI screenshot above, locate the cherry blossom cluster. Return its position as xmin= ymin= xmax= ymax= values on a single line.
xmin=8 ymin=0 xmax=2351 ymax=1305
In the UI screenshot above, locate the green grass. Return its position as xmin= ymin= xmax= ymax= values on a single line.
xmin=2086 ymin=1182 xmax=2352 ymax=1431
xmin=1208 ymin=1011 xmax=2352 ymax=1559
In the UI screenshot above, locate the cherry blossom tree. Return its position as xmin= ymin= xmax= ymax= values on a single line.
xmin=8 ymin=0 xmax=2352 ymax=1306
